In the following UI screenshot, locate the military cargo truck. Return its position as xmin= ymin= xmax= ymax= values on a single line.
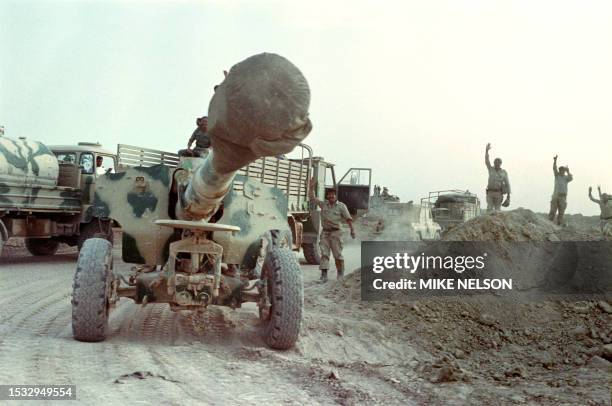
xmin=114 ymin=144 xmax=371 ymax=265
xmin=422 ymin=190 xmax=481 ymax=231
xmin=0 ymin=136 xmax=116 ymax=256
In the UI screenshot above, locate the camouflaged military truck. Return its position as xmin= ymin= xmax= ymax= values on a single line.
xmin=0 ymin=136 xmax=116 ymax=256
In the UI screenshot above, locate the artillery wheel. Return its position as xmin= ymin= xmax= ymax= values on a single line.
xmin=78 ymin=220 xmax=113 ymax=251
xmin=25 ymin=238 xmax=60 ymax=256
xmin=260 ymin=247 xmax=303 ymax=350
xmin=72 ymin=238 xmax=113 ymax=342
xmin=302 ymin=242 xmax=321 ymax=265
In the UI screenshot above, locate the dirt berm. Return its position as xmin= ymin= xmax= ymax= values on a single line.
xmin=316 ymin=209 xmax=612 ymax=405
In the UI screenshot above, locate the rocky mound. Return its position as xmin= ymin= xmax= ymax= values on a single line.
xmin=443 ymin=208 xmax=600 ymax=241
xmin=443 ymin=208 xmax=557 ymax=241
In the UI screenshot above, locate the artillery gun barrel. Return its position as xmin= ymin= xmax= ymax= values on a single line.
xmin=177 ymin=53 xmax=312 ymax=221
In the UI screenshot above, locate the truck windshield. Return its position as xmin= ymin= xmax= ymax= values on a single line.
xmin=55 ymin=153 xmax=76 ymax=164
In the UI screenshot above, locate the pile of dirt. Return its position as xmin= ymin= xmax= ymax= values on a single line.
xmin=442 ymin=208 xmax=599 ymax=241
xmin=563 ymin=213 xmax=601 ymax=235
xmin=313 ymin=209 xmax=611 ymax=403
xmin=444 ymin=208 xmax=560 ymax=241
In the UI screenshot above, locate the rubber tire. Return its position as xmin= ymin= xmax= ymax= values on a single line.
xmin=262 ymin=247 xmax=303 ymax=350
xmin=302 ymin=242 xmax=321 ymax=265
xmin=72 ymin=238 xmax=113 ymax=342
xmin=25 ymin=238 xmax=60 ymax=256
xmin=78 ymin=221 xmax=114 ymax=251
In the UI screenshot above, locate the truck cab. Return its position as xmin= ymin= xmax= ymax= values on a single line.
xmin=48 ymin=142 xmax=117 ymax=205
xmin=0 ymin=138 xmax=117 ymax=257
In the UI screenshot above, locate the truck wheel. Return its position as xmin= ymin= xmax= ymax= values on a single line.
xmin=261 ymin=247 xmax=303 ymax=350
xmin=25 ymin=238 xmax=60 ymax=256
xmin=78 ymin=221 xmax=114 ymax=251
xmin=302 ymin=242 xmax=321 ymax=265
xmin=72 ymin=238 xmax=113 ymax=342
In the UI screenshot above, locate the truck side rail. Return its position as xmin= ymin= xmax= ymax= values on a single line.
xmin=234 ymin=144 xmax=312 ymax=213
xmin=117 ymin=143 xmax=312 ymax=213
xmin=117 ymin=144 xmax=181 ymax=168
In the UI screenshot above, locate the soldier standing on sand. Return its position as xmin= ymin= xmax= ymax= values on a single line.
xmin=309 ymin=178 xmax=356 ymax=282
xmin=548 ymin=155 xmax=573 ymax=225
xmin=485 ymin=143 xmax=511 ymax=212
xmin=588 ymin=186 xmax=612 ymax=239
xmin=187 ymin=116 xmax=211 ymax=156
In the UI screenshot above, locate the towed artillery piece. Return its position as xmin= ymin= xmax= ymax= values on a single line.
xmin=71 ymin=53 xmax=312 ymax=349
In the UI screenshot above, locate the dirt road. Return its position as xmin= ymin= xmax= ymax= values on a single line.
xmin=1 ymin=238 xmax=610 ymax=405
xmin=0 ymin=243 xmax=412 ymax=405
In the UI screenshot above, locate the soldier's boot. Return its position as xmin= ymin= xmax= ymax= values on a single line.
xmin=335 ymin=259 xmax=345 ymax=280
xmin=319 ymin=269 xmax=328 ymax=283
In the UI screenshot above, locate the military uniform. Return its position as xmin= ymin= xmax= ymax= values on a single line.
xmin=548 ymin=173 xmax=573 ymax=225
xmin=189 ymin=128 xmax=211 ymax=156
xmin=600 ymin=202 xmax=612 ymax=239
xmin=486 ymin=167 xmax=510 ymax=211
xmin=312 ymin=198 xmax=352 ymax=277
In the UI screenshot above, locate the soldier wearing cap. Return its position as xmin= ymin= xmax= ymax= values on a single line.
xmin=187 ymin=116 xmax=211 ymax=156
xmin=485 ymin=143 xmax=511 ymax=212
xmin=309 ymin=178 xmax=355 ymax=282
xmin=549 ymin=155 xmax=573 ymax=225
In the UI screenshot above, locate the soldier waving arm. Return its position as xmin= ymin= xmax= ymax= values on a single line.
xmin=589 ymin=186 xmax=601 ymax=204
xmin=485 ymin=143 xmax=492 ymax=169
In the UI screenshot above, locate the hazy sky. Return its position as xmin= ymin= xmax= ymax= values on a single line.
xmin=1 ymin=0 xmax=611 ymax=215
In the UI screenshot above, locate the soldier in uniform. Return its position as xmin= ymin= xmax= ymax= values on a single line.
xmin=485 ymin=143 xmax=511 ymax=212
xmin=589 ymin=186 xmax=612 ymax=239
xmin=187 ymin=116 xmax=211 ymax=156
xmin=548 ymin=155 xmax=573 ymax=225
xmin=309 ymin=178 xmax=356 ymax=282
xmin=95 ymin=156 xmax=106 ymax=175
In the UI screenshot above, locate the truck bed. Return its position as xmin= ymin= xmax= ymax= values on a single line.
xmin=0 ymin=181 xmax=82 ymax=214
xmin=117 ymin=144 xmax=311 ymax=214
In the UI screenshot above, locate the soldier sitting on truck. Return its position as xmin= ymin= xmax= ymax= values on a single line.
xmin=186 ymin=116 xmax=211 ymax=157
xmin=309 ymin=178 xmax=356 ymax=282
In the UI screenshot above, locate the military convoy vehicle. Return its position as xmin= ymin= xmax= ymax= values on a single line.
xmin=422 ymin=190 xmax=481 ymax=231
xmin=0 ymin=136 xmax=116 ymax=256
xmin=71 ymin=52 xmax=320 ymax=349
xmin=370 ymin=200 xmax=442 ymax=240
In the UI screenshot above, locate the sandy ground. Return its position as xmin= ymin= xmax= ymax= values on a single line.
xmin=1 ymin=240 xmax=404 ymax=405
xmin=0 ymin=219 xmax=611 ymax=405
